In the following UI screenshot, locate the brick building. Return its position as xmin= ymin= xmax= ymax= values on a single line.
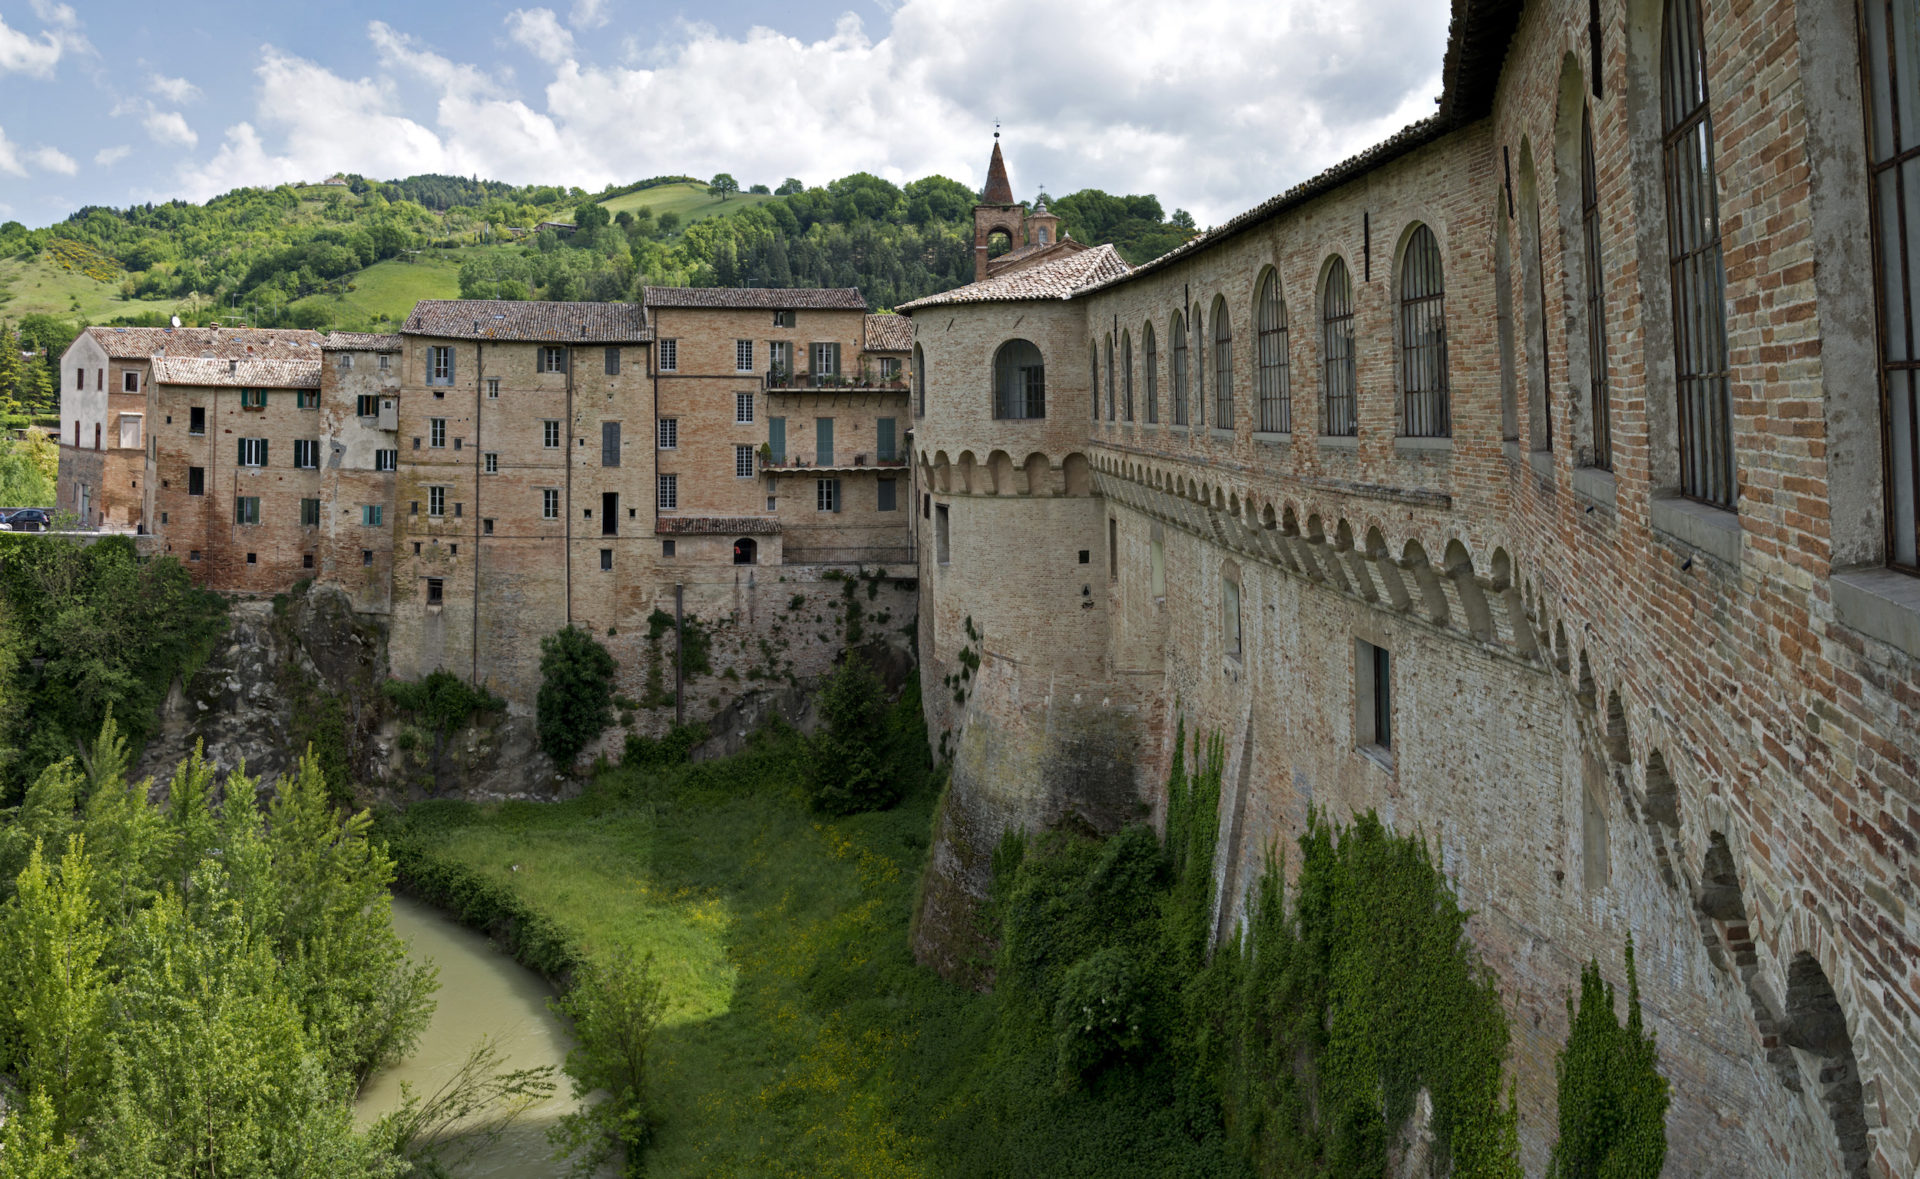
xmin=904 ymin=0 xmax=1920 ymax=1174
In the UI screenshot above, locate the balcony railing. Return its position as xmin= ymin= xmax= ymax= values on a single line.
xmin=762 ymin=453 xmax=907 ymax=471
xmin=764 ymin=370 xmax=908 ymax=393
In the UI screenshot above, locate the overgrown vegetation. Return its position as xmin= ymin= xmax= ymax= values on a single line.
xmin=537 ymin=625 xmax=618 ymax=768
xmin=0 ymin=721 xmax=436 ymax=1174
xmin=802 ymin=655 xmax=922 ymax=815
xmin=1548 ymin=940 xmax=1669 ymax=1178
xmin=0 ymin=536 xmax=227 ymax=800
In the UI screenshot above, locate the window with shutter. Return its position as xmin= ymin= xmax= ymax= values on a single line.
xmin=301 ymin=498 xmax=320 ymax=526
xmin=816 ymin=417 xmax=834 ymax=465
xmin=768 ymin=417 xmax=785 ymax=463
xmin=602 ymin=421 xmax=621 ymax=467
xmin=877 ymin=478 xmax=896 ymax=512
xmin=877 ymin=418 xmax=895 ymax=462
xmin=604 ymin=346 xmax=620 ymax=375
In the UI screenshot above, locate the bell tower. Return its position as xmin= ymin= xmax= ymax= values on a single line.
xmin=973 ymin=132 xmax=1026 ymax=281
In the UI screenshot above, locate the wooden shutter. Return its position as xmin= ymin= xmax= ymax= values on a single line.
xmin=876 ymin=418 xmax=895 ymax=462
xmin=605 ymin=346 xmax=620 ymax=375
xmin=769 ymin=417 xmax=785 ymax=463
xmin=602 ymin=421 xmax=621 ymax=467
xmin=816 ymin=417 xmax=833 ymax=465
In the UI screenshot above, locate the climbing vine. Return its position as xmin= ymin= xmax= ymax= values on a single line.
xmin=1547 ymin=938 xmax=1669 ymax=1178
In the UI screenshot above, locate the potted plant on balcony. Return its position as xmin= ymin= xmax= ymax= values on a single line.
xmin=768 ymin=362 xmax=791 ymax=389
xmin=758 ymin=441 xmax=773 ymax=467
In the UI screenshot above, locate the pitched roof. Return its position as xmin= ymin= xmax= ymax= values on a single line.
xmin=896 ymin=244 xmax=1133 ymax=312
xmin=85 ymin=326 xmax=320 ymax=361
xmin=985 ymin=236 xmax=1090 ymax=277
xmin=150 ymin=356 xmax=322 ymax=389
xmin=403 ymin=300 xmax=651 ymax=342
xmin=982 ymin=140 xmax=1015 ymax=205
xmin=322 ymin=331 xmax=402 ymax=352
xmin=656 ymin=516 xmax=780 ymax=536
xmin=863 ymin=314 xmax=913 ymax=352
xmin=643 ymin=286 xmax=868 ymax=311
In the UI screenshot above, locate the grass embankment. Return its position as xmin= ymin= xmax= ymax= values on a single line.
xmin=0 ymin=254 xmax=178 ymax=320
xmin=287 ymin=251 xmax=470 ymax=328
xmin=597 ymin=182 xmax=775 ymax=227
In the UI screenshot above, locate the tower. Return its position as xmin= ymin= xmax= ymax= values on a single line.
xmin=973 ymin=135 xmax=1026 ymax=281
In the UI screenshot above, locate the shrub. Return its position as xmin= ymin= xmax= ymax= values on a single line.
xmin=383 ymin=669 xmax=504 ymax=735
xmin=536 ymin=626 xmax=618 ymax=769
xmin=548 ymin=942 xmax=668 ymax=1173
xmin=1548 ymin=938 xmax=1669 ymax=1178
xmin=801 ymin=652 xmax=897 ymax=815
xmin=622 ymin=723 xmax=706 ymax=768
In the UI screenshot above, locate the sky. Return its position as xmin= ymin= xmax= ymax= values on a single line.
xmin=0 ymin=0 xmax=1451 ymax=231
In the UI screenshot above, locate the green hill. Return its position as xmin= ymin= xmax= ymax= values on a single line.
xmin=598 ymin=181 xmax=776 ymax=225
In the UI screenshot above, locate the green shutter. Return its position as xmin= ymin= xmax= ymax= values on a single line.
xmin=259 ymin=440 xmax=268 ymax=467
xmin=817 ymin=417 xmax=833 ymax=465
xmin=237 ymin=438 xmax=245 ymax=464
xmin=877 ymin=418 xmax=895 ymax=462
xmin=769 ymin=417 xmax=786 ymax=463
xmin=834 ymin=479 xmax=843 ymax=513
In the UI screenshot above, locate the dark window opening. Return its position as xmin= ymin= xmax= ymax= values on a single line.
xmin=600 ymin=548 xmax=613 ymax=571
xmin=662 ymin=539 xmax=676 ymax=557
xmin=734 ymin=537 xmax=758 ymax=565
xmin=602 ymin=492 xmax=618 ymax=536
xmin=189 ymin=406 xmax=206 ymax=435
xmin=188 ymin=466 xmax=204 ymax=496
xmin=427 ymin=578 xmax=444 ymax=605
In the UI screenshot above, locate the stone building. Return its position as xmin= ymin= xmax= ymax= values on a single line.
xmin=903 ymin=0 xmax=1920 ymax=1174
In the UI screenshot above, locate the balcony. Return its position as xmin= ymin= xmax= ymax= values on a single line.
xmin=764 ymin=369 xmax=907 ymax=393
xmin=762 ymin=452 xmax=907 ymax=473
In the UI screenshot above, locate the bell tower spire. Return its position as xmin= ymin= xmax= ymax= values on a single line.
xmin=974 ymin=125 xmax=1024 ymax=281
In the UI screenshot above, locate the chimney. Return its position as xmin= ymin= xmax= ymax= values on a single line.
xmin=228 ymin=360 xmax=238 ymax=375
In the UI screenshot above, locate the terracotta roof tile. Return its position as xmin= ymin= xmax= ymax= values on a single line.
xmin=85 ymin=326 xmax=320 ymax=361
xmin=322 ymin=331 xmax=402 ymax=352
xmin=862 ymin=314 xmax=913 ymax=352
xmin=403 ymin=300 xmax=651 ymax=342
xmin=982 ymin=141 xmax=1015 ymax=205
xmin=656 ymin=516 xmax=780 ymax=535
xmin=150 ymin=356 xmax=322 ymax=389
xmin=896 ymin=244 xmax=1132 ymax=312
xmin=643 ymin=287 xmax=868 ymax=311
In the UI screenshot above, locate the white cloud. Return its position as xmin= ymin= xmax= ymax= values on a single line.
xmin=149 ymin=73 xmax=201 ymax=103
xmin=94 ymin=144 xmax=130 ymax=166
xmin=28 ymin=145 xmax=76 ymax=175
xmin=0 ymin=126 xmax=24 ymax=176
xmin=570 ymin=0 xmax=610 ymax=28
xmin=0 ymin=14 xmax=63 ymax=76
xmin=166 ymin=0 xmax=1448 ymax=227
xmin=144 ymin=108 xmax=198 ymax=148
xmin=506 ymin=9 xmax=574 ymax=66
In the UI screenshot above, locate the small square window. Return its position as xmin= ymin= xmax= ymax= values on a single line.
xmin=600 ymin=548 xmax=613 ymax=571
xmin=487 ymin=377 xmax=500 ymax=398
xmin=378 ymin=353 xmax=391 ymax=371
xmin=662 ymin=539 xmax=676 ymax=556
xmin=362 ymin=549 xmax=373 ymax=566
xmin=303 ymin=553 xmax=314 ymax=569
xmin=246 ymin=552 xmax=257 ymax=565
xmin=413 ymin=541 xmax=422 ymax=555
xmin=1078 ymin=550 xmax=1090 ymax=564
xmin=483 ymin=518 xmax=494 ymax=535
xmin=190 ymin=550 xmax=201 ymax=561
xmin=427 ymin=578 xmax=444 ymax=605
xmin=484 ymin=452 xmax=499 ymax=474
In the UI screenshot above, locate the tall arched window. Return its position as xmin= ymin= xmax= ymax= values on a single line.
xmin=993 ymin=338 xmax=1046 ymax=419
xmin=912 ymin=343 xmax=926 ymax=417
xmin=1090 ymin=342 xmax=1099 ymax=421
xmin=1581 ymin=108 xmax=1612 ymax=470
xmin=1399 ymin=224 xmax=1449 ymax=437
xmin=1171 ymin=311 xmax=1190 ymax=425
xmin=1662 ymin=0 xmax=1734 ymax=507
xmin=1256 ymin=271 xmax=1291 ymax=433
xmin=1863 ymin=0 xmax=1918 ymax=567
xmin=1144 ymin=323 xmax=1159 ymax=424
xmin=1212 ymin=296 xmax=1234 ymax=430
xmin=1122 ymin=331 xmax=1134 ymax=422
xmin=1322 ymin=258 xmax=1357 ymax=436
xmin=1191 ymin=305 xmax=1207 ymax=428
xmin=1105 ymin=335 xmax=1116 ymax=421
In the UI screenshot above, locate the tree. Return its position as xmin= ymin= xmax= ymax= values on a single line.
xmin=802 ymin=652 xmax=898 ymax=815
xmin=774 ymin=177 xmax=805 ymax=196
xmin=573 ymin=200 xmax=611 ymax=233
xmin=536 ymin=625 xmax=618 ymax=768
xmin=748 ymin=183 xmax=771 ymax=195
xmin=1549 ymin=937 xmax=1669 ymax=1178
xmin=0 ymin=837 xmax=109 ymax=1142
xmin=549 ymin=942 xmax=667 ymax=1173
xmin=707 ymin=173 xmax=740 ymax=201
xmin=1170 ymin=208 xmax=1197 ymax=231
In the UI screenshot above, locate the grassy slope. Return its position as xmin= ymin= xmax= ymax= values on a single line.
xmin=598 ymin=182 xmax=775 ymax=225
xmin=0 ymin=254 xmax=179 ymax=321
xmin=286 ymin=251 xmax=471 ymax=328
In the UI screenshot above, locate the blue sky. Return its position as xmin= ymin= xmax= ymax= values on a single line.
xmin=0 ymin=0 xmax=1450 ymax=229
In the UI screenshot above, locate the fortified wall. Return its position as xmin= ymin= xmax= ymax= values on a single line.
xmin=904 ymin=0 xmax=1920 ymax=1174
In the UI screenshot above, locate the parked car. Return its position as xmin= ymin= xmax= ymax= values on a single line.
xmin=4 ymin=509 xmax=50 ymax=532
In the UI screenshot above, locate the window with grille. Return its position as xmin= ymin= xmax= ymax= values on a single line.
xmin=1171 ymin=312 xmax=1189 ymax=425
xmin=1090 ymin=343 xmax=1100 ymax=421
xmin=736 ymin=391 xmax=754 ymax=423
xmin=376 ymin=449 xmax=397 ymax=471
xmin=428 ymin=346 xmax=453 ymax=385
xmin=1322 ymin=258 xmax=1357 ymax=436
xmin=429 ymin=486 xmax=446 ymax=516
xmin=657 ymin=475 xmax=678 ymax=510
xmin=301 ymin=498 xmax=320 ymax=526
xmin=1105 ymin=335 xmax=1116 ymax=420
xmin=735 ymin=445 xmax=755 ymax=478
xmin=544 ymin=488 xmax=561 ymax=519
xmin=541 ymin=346 xmax=566 ymax=373
xmin=816 ymin=478 xmax=839 ymax=512
xmin=1256 ymin=272 xmax=1291 ymax=432
xmin=736 ymin=340 xmax=754 ymax=372
xmin=484 ymin=452 xmax=498 ymax=474
xmin=992 ymin=339 xmax=1047 ymax=419
xmin=914 ymin=344 xmax=927 ymax=416
xmin=1144 ymin=324 xmax=1159 ymax=423
xmin=1213 ymin=296 xmax=1234 ymax=430
xmin=430 ymin=418 xmax=447 ymax=448
xmin=1582 ymin=108 xmax=1612 ymax=470
xmin=1398 ymin=224 xmax=1450 ymax=438
xmin=1862 ymin=0 xmax=1918 ymax=567
xmin=1192 ymin=306 xmax=1206 ymax=428
xmin=238 ymin=437 xmax=268 ymax=466
xmin=235 ymin=496 xmax=260 ymax=525
xmin=658 ymin=340 xmax=678 ymax=371
xmin=1122 ymin=332 xmax=1134 ymax=422
xmin=543 ymin=420 xmax=560 ymax=448
xmin=658 ymin=418 xmax=677 ymax=449
xmin=487 ymin=378 xmax=500 ymax=399
xmin=1661 ymin=0 xmax=1735 ymax=507
xmin=294 ymin=439 xmax=319 ymax=469
xmin=362 ymin=504 xmax=383 ymax=526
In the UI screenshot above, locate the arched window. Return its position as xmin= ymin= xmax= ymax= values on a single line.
xmin=1191 ymin=304 xmax=1207 ymax=428
xmin=1662 ymin=0 xmax=1734 ymax=507
xmin=1212 ymin=296 xmax=1233 ymax=430
xmin=1398 ymin=223 xmax=1449 ymax=437
xmin=1322 ymin=258 xmax=1357 ymax=436
xmin=1255 ymin=271 xmax=1291 ymax=433
xmin=733 ymin=537 xmax=758 ymax=565
xmin=1862 ymin=0 xmax=1917 ymax=567
xmin=1122 ymin=331 xmax=1134 ymax=422
xmin=1143 ymin=324 xmax=1159 ymax=424
xmin=1105 ymin=335 xmax=1116 ymax=420
xmin=913 ymin=343 xmax=926 ymax=417
xmin=1171 ymin=311 xmax=1190 ymax=425
xmin=1090 ymin=342 xmax=1100 ymax=421
xmin=993 ymin=339 xmax=1046 ymax=420
xmin=1581 ymin=108 xmax=1612 ymax=470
